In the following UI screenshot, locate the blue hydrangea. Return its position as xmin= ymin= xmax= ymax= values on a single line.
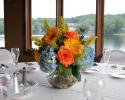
xmin=83 ymin=46 xmax=95 ymax=70
xmin=75 ymin=46 xmax=95 ymax=71
xmin=38 ymin=46 xmax=57 ymax=73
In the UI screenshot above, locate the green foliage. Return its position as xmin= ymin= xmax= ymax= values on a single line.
xmin=56 ymin=17 xmax=68 ymax=46
xmin=84 ymin=36 xmax=97 ymax=47
xmin=76 ymin=27 xmax=85 ymax=33
xmin=58 ymin=17 xmax=69 ymax=33
xmin=43 ymin=19 xmax=50 ymax=32
xmin=57 ymin=32 xmax=65 ymax=46
xmin=51 ymin=40 xmax=59 ymax=49
xmin=32 ymin=36 xmax=42 ymax=47
xmin=56 ymin=64 xmax=72 ymax=78
xmin=71 ymin=65 xmax=81 ymax=81
xmin=104 ymin=14 xmax=125 ymax=34
xmin=79 ymin=35 xmax=85 ymax=42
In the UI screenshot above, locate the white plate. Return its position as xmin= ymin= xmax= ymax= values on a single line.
xmin=84 ymin=68 xmax=100 ymax=73
xmin=19 ymin=80 xmax=38 ymax=88
xmin=109 ymin=72 xmax=125 ymax=79
xmin=26 ymin=67 xmax=39 ymax=72
xmin=103 ymin=96 xmax=123 ymax=100
xmin=18 ymin=67 xmax=39 ymax=73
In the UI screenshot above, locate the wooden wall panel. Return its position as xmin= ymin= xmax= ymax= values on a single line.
xmin=4 ymin=0 xmax=25 ymax=50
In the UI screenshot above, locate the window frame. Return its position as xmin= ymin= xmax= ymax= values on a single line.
xmin=24 ymin=0 xmax=31 ymax=50
xmin=95 ymin=0 xmax=104 ymax=61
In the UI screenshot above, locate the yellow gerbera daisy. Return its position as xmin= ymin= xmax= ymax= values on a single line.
xmin=64 ymin=38 xmax=83 ymax=55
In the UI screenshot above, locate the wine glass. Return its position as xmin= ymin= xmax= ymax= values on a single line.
xmin=103 ymin=48 xmax=111 ymax=74
xmin=11 ymin=48 xmax=20 ymax=66
xmin=83 ymin=78 xmax=105 ymax=100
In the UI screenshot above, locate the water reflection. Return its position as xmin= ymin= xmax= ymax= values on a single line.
xmin=0 ymin=34 xmax=124 ymax=51
xmin=104 ymin=34 xmax=125 ymax=51
xmin=0 ymin=35 xmax=5 ymax=47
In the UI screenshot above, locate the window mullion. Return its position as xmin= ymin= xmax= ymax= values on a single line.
xmin=95 ymin=0 xmax=104 ymax=61
xmin=56 ymin=0 xmax=63 ymax=26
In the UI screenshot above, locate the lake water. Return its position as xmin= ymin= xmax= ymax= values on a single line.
xmin=0 ymin=35 xmax=125 ymax=51
xmin=0 ymin=35 xmax=5 ymax=47
xmin=104 ymin=34 xmax=125 ymax=51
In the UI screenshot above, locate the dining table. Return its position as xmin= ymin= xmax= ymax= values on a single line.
xmin=1 ymin=62 xmax=125 ymax=100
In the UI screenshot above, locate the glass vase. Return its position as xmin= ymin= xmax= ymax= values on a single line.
xmin=48 ymin=72 xmax=77 ymax=89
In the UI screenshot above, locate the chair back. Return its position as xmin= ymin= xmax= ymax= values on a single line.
xmin=100 ymin=50 xmax=125 ymax=65
xmin=109 ymin=50 xmax=125 ymax=65
xmin=0 ymin=49 xmax=13 ymax=64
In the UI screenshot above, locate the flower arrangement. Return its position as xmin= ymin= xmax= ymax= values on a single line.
xmin=32 ymin=17 xmax=97 ymax=88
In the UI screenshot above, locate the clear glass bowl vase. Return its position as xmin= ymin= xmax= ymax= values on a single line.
xmin=48 ymin=73 xmax=77 ymax=89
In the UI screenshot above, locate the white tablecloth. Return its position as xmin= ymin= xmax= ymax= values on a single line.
xmin=2 ymin=62 xmax=125 ymax=100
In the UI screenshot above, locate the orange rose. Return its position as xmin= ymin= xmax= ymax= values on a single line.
xmin=64 ymin=31 xmax=79 ymax=39
xmin=57 ymin=46 xmax=74 ymax=68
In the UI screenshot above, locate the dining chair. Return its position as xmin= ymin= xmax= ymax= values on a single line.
xmin=0 ymin=49 xmax=13 ymax=64
xmin=109 ymin=50 xmax=125 ymax=65
xmin=100 ymin=50 xmax=125 ymax=65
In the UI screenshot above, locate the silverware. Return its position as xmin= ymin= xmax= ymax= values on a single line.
xmin=25 ymin=62 xmax=33 ymax=66
xmin=111 ymin=65 xmax=117 ymax=68
xmin=22 ymin=67 xmax=26 ymax=85
xmin=93 ymin=63 xmax=98 ymax=66
xmin=122 ymin=67 xmax=125 ymax=70
xmin=13 ymin=72 xmax=20 ymax=94
xmin=0 ymin=64 xmax=8 ymax=69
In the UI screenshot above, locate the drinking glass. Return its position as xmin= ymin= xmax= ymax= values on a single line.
xmin=83 ymin=78 xmax=105 ymax=100
xmin=11 ymin=48 xmax=20 ymax=66
xmin=0 ymin=73 xmax=12 ymax=100
xmin=10 ymin=73 xmax=29 ymax=99
xmin=103 ymin=48 xmax=111 ymax=74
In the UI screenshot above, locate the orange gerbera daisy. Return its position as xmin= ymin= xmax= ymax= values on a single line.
xmin=43 ymin=27 xmax=59 ymax=45
xmin=64 ymin=38 xmax=83 ymax=55
xmin=64 ymin=31 xmax=79 ymax=40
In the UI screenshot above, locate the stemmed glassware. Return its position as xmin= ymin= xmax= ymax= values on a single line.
xmin=103 ymin=48 xmax=111 ymax=75
xmin=11 ymin=48 xmax=20 ymax=66
xmin=11 ymin=48 xmax=20 ymax=73
xmin=83 ymin=78 xmax=105 ymax=100
xmin=10 ymin=48 xmax=26 ymax=98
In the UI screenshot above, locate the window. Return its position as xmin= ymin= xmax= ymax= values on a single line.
xmin=31 ymin=0 xmax=56 ymax=48
xmin=104 ymin=0 xmax=125 ymax=51
xmin=0 ymin=0 xmax=4 ymax=47
xmin=64 ymin=0 xmax=96 ymax=36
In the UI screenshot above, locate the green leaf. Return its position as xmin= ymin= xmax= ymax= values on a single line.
xmin=80 ymin=35 xmax=85 ymax=41
xmin=56 ymin=64 xmax=72 ymax=78
xmin=32 ymin=36 xmax=42 ymax=47
xmin=57 ymin=32 xmax=64 ymax=46
xmin=43 ymin=19 xmax=50 ymax=32
xmin=51 ymin=41 xmax=59 ymax=49
xmin=58 ymin=17 xmax=69 ymax=33
xmin=72 ymin=65 xmax=81 ymax=81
